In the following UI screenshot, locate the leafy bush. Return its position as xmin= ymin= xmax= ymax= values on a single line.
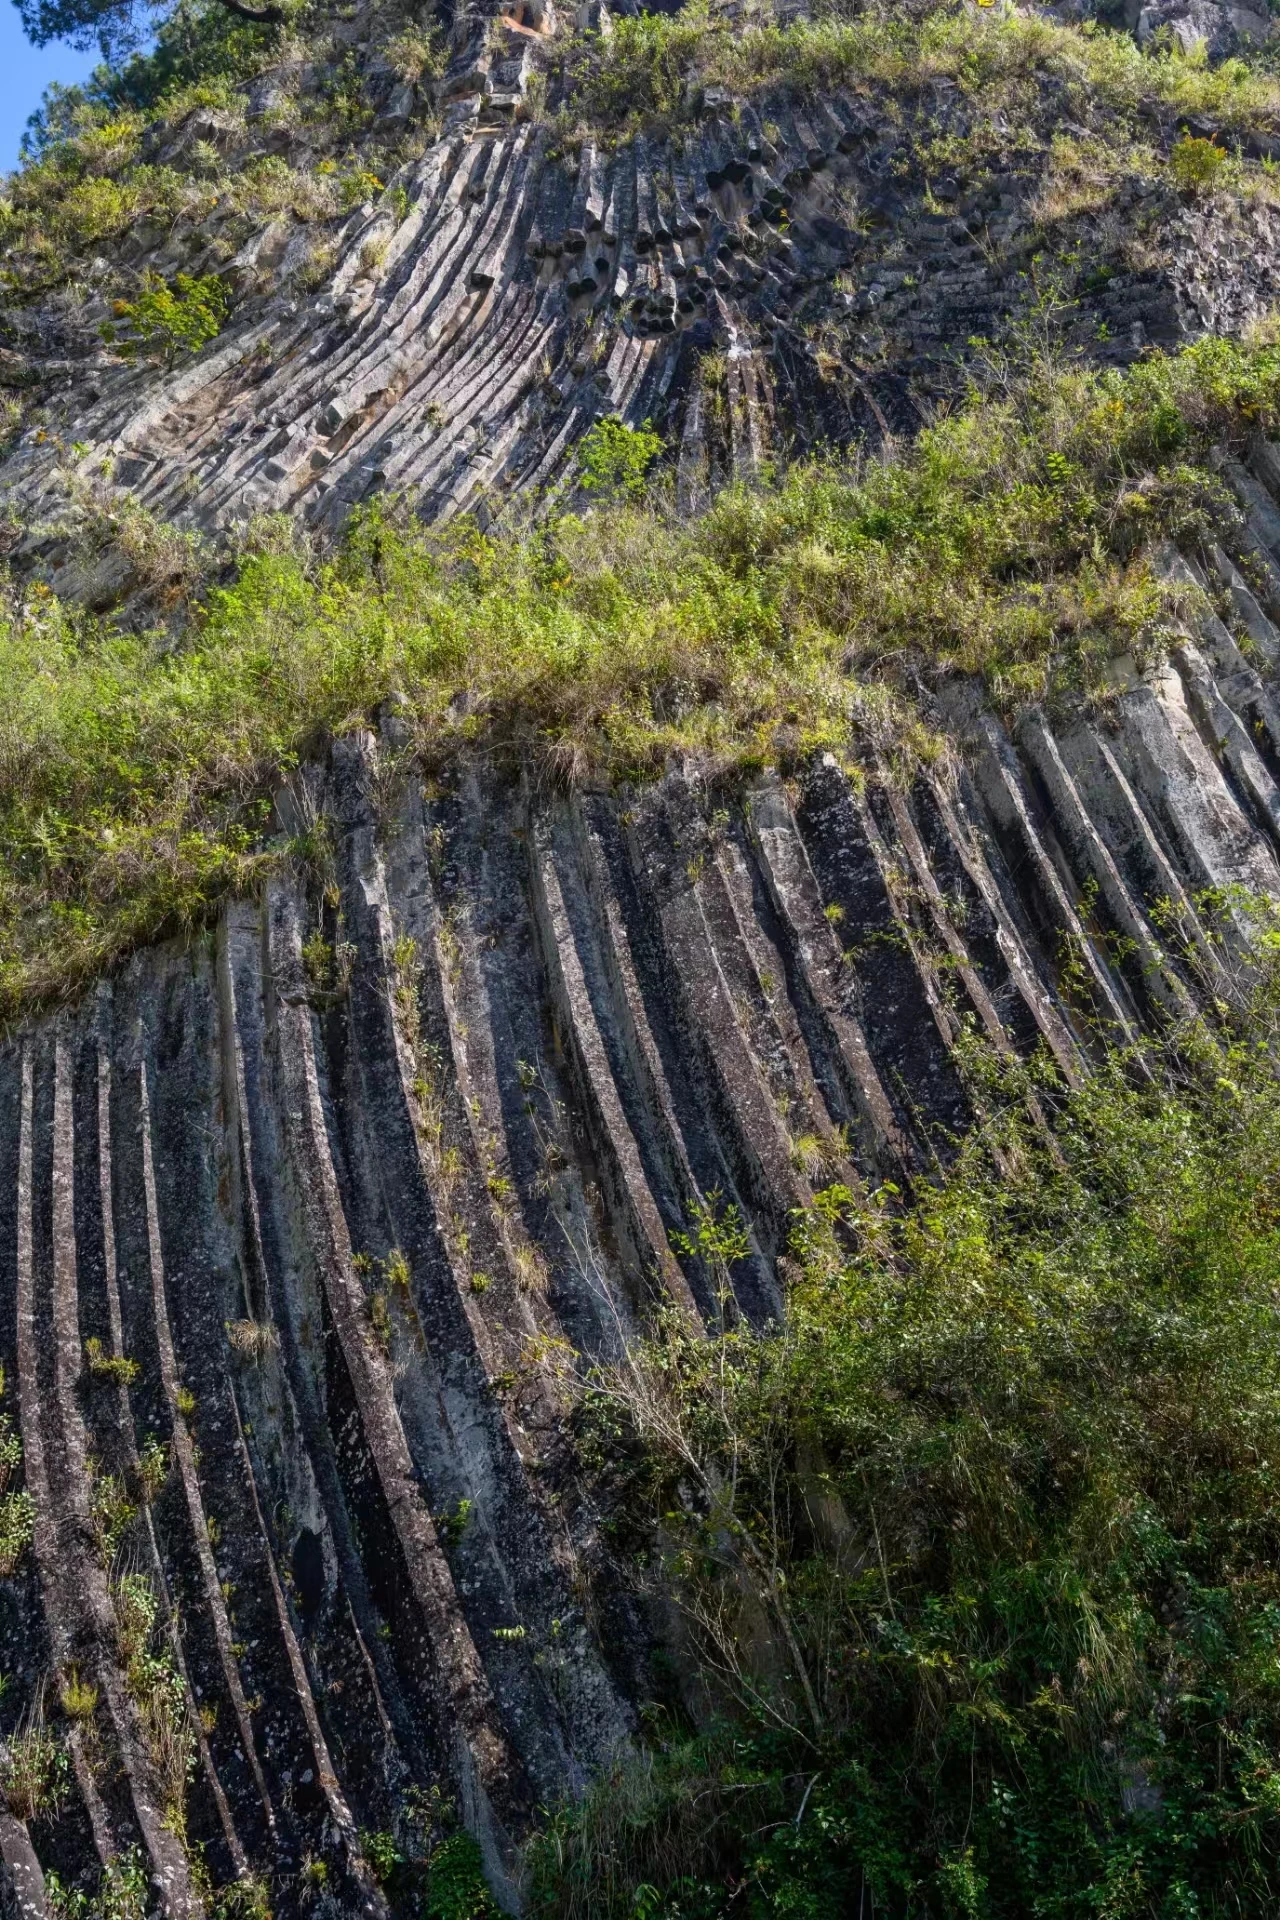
xmin=48 ymin=1848 xmax=150 ymax=1920
xmin=337 ymin=165 xmax=384 ymax=210
xmin=0 ymin=1411 xmax=33 ymax=1576
xmin=423 ymin=1833 xmax=498 ymax=1919
xmin=1 ymin=1701 xmax=68 ymax=1823
xmin=1170 ymin=132 xmax=1230 ymax=192
xmin=531 ymin=942 xmax=1280 ymax=1916
xmin=112 ymin=1570 xmax=195 ymax=1820
xmin=579 ymin=417 xmax=664 ymax=500
xmin=360 ymin=1831 xmax=403 ymax=1885
xmin=104 ymin=270 xmax=229 ymax=362
xmin=213 ymin=1874 xmax=272 ymax=1920
xmin=0 ymin=1488 xmax=35 ymax=1577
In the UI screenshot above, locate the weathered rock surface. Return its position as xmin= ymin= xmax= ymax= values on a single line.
xmin=5 ymin=0 xmax=1280 ymax=563
xmin=6 ymin=493 xmax=1280 ymax=1907
xmin=8 ymin=0 xmax=1280 ymax=1910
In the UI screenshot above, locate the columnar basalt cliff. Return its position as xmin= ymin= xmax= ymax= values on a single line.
xmin=8 ymin=0 xmax=1280 ymax=1911
xmin=7 ymin=0 xmax=1280 ymax=577
xmin=7 ymin=510 xmax=1280 ymax=1910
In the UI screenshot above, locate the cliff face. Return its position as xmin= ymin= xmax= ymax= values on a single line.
xmin=9 ymin=0 xmax=1280 ymax=1910
xmin=7 ymin=0 xmax=1280 ymax=582
xmin=7 ymin=497 xmax=1280 ymax=1911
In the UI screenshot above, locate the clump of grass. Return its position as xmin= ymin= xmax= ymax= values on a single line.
xmin=112 ymin=1571 xmax=195 ymax=1823
xmin=1 ymin=1690 xmax=68 ymax=1822
xmin=89 ymin=1463 xmax=136 ymax=1564
xmin=0 ymin=1407 xmax=33 ymax=1576
xmin=84 ymin=1334 xmax=140 ymax=1385
xmin=225 ymin=1318 xmax=280 ymax=1360
xmin=58 ymin=1667 xmax=99 ymax=1720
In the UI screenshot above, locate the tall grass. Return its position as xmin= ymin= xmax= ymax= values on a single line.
xmin=0 ymin=334 xmax=1277 ymax=1017
xmin=562 ymin=0 xmax=1280 ymax=137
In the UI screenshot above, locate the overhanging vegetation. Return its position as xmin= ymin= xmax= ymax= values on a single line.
xmin=1 ymin=332 xmax=1276 ymax=1020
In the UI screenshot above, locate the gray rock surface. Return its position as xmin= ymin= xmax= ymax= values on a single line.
xmin=7 ymin=1 xmax=1280 ymax=1909
xmin=6 ymin=516 xmax=1280 ymax=1903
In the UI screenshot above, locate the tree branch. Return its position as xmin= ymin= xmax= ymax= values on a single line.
xmin=215 ymin=0 xmax=286 ymax=24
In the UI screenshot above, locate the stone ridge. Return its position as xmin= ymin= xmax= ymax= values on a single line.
xmin=6 ymin=454 xmax=1280 ymax=1907
xmin=7 ymin=0 xmax=1280 ymax=585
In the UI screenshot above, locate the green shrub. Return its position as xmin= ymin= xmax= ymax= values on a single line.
xmin=90 ymin=1467 xmax=136 ymax=1563
xmin=578 ymin=417 xmax=664 ymax=500
xmin=424 ymin=1833 xmax=497 ymax=1919
xmin=0 ymin=1705 xmax=68 ymax=1823
xmin=531 ymin=940 xmax=1280 ymax=1915
xmin=137 ymin=1436 xmax=170 ymax=1503
xmin=360 ymin=1831 xmax=403 ymax=1885
xmin=213 ymin=1875 xmax=272 ymax=1920
xmin=0 ymin=334 xmax=1277 ymax=1021
xmin=1170 ymin=132 xmax=1230 ymax=192
xmin=0 ymin=1412 xmax=33 ymax=1576
xmin=0 ymin=1488 xmax=35 ymax=1577
xmin=112 ymin=1570 xmax=195 ymax=1819
xmin=104 ymin=270 xmax=229 ymax=363
xmin=48 ymin=1847 xmax=149 ymax=1920
xmin=337 ymin=166 xmax=384 ymax=210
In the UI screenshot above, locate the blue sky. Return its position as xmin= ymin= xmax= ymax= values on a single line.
xmin=1 ymin=3 xmax=102 ymax=171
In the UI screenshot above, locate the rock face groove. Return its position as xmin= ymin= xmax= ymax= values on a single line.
xmin=6 ymin=504 xmax=1280 ymax=1908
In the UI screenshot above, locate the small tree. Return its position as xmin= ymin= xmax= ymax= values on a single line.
xmin=103 ymin=273 xmax=229 ymax=366
xmin=1170 ymin=133 xmax=1229 ymax=194
xmin=578 ymin=417 xmax=663 ymax=502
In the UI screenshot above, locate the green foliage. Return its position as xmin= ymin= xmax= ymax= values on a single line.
xmin=0 ymin=334 xmax=1275 ymax=1019
xmin=84 ymin=1334 xmax=140 ymax=1384
xmin=350 ymin=1790 xmax=496 ymax=1912
xmin=113 ymin=1571 xmax=195 ymax=1819
xmin=90 ymin=1467 xmax=136 ymax=1563
xmin=423 ymin=1833 xmax=498 ymax=1920
xmin=138 ymin=1435 xmax=170 ymax=1503
xmin=336 ymin=166 xmax=384 ymax=210
xmin=214 ymin=1875 xmax=272 ymax=1920
xmin=104 ymin=270 xmax=229 ymax=363
xmin=1169 ymin=132 xmax=1230 ymax=192
xmin=48 ymin=1848 xmax=150 ymax=1920
xmin=0 ymin=1701 xmax=68 ymax=1823
xmin=436 ymin=1497 xmax=473 ymax=1548
xmin=0 ymin=1411 xmax=33 ymax=1577
xmin=360 ymin=1832 xmax=403 ymax=1886
xmin=58 ymin=1668 xmax=99 ymax=1719
xmin=0 ymin=1487 xmax=32 ymax=1577
xmin=532 ymin=951 xmax=1280 ymax=1916
xmin=579 ymin=418 xmax=664 ymax=501
xmin=560 ymin=0 xmax=1280 ymax=137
